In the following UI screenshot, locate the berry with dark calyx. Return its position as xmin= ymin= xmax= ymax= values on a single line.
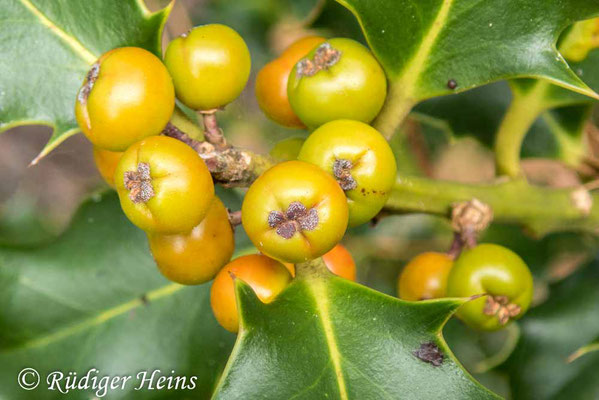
xmin=256 ymin=36 xmax=325 ymax=128
xmin=298 ymin=120 xmax=397 ymax=226
xmin=397 ymin=252 xmax=453 ymax=301
xmin=210 ymin=254 xmax=292 ymax=333
xmin=287 ymin=38 xmax=387 ymax=129
xmin=446 ymin=244 xmax=533 ymax=331
xmin=164 ymin=24 xmax=251 ymax=111
xmin=148 ymin=197 xmax=234 ymax=285
xmin=114 ymin=136 xmax=214 ymax=234
xmin=242 ymin=161 xmax=349 ymax=263
xmin=75 ymin=47 xmax=175 ymax=151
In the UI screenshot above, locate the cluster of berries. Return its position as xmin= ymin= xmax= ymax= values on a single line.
xmin=76 ymin=23 xmax=532 ymax=333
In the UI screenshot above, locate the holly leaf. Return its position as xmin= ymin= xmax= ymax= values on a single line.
xmin=212 ymin=261 xmax=499 ymax=399
xmin=414 ymin=83 xmax=592 ymax=166
xmin=0 ymin=0 xmax=172 ymax=163
xmin=336 ymin=0 xmax=599 ymax=136
xmin=502 ymin=263 xmax=599 ymax=399
xmin=0 ymin=191 xmax=235 ymax=399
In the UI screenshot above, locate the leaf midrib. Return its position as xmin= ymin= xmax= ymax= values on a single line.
xmin=17 ymin=0 xmax=97 ymax=64
xmin=2 ymin=282 xmax=183 ymax=353
xmin=307 ymin=277 xmax=348 ymax=400
xmin=395 ymin=0 xmax=454 ymax=98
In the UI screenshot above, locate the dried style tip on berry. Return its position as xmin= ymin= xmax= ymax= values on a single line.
xmin=124 ymin=162 xmax=155 ymax=203
xmin=296 ymin=42 xmax=342 ymax=78
xmin=77 ymin=62 xmax=100 ymax=106
xmin=483 ymin=295 xmax=521 ymax=325
xmin=333 ymin=159 xmax=358 ymax=191
xmin=413 ymin=342 xmax=444 ymax=366
xmin=77 ymin=62 xmax=100 ymax=130
xmin=268 ymin=201 xmax=319 ymax=239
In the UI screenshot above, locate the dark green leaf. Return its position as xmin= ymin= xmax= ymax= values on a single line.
xmin=0 ymin=0 xmax=171 ymax=161
xmin=502 ymin=263 xmax=599 ymax=400
xmin=213 ymin=261 xmax=499 ymax=399
xmin=337 ymin=0 xmax=599 ymax=104
xmin=415 ymin=82 xmax=592 ymax=165
xmin=0 ymin=191 xmax=235 ymax=399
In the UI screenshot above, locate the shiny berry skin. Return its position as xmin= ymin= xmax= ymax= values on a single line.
xmin=114 ymin=136 xmax=214 ymax=234
xmin=210 ymin=254 xmax=292 ymax=333
xmin=242 ymin=161 xmax=349 ymax=263
xmin=148 ymin=197 xmax=234 ymax=285
xmin=164 ymin=24 xmax=251 ymax=111
xmin=446 ymin=244 xmax=534 ymax=331
xmin=75 ymin=47 xmax=175 ymax=151
xmin=269 ymin=137 xmax=306 ymax=161
xmin=284 ymin=243 xmax=357 ymax=281
xmin=298 ymin=120 xmax=397 ymax=226
xmin=256 ymin=36 xmax=325 ymax=128
xmin=397 ymin=252 xmax=453 ymax=301
xmin=93 ymin=147 xmax=122 ymax=188
xmin=287 ymin=38 xmax=387 ymax=129
xmin=322 ymin=243 xmax=357 ymax=281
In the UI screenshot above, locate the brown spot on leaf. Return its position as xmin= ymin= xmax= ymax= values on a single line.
xmin=413 ymin=342 xmax=444 ymax=366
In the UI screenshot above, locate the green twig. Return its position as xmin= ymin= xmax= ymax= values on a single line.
xmin=494 ymin=84 xmax=549 ymax=178
xmin=472 ymin=323 xmax=521 ymax=373
xmin=385 ymin=175 xmax=598 ymax=235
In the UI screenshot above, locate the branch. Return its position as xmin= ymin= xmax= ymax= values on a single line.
xmin=162 ymin=123 xmax=274 ymax=187
xmin=200 ymin=110 xmax=229 ymax=150
xmin=163 ymin=123 xmax=598 ymax=236
xmin=385 ymin=175 xmax=598 ymax=235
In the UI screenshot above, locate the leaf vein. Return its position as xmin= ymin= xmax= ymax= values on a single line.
xmin=17 ymin=0 xmax=97 ymax=64
xmin=2 ymin=283 xmax=183 ymax=353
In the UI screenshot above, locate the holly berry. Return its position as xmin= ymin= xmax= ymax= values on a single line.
xmin=269 ymin=137 xmax=306 ymax=162
xmin=164 ymin=24 xmax=251 ymax=111
xmin=148 ymin=197 xmax=234 ymax=285
xmin=397 ymin=252 xmax=453 ymax=301
xmin=256 ymin=36 xmax=325 ymax=128
xmin=114 ymin=135 xmax=214 ymax=234
xmin=287 ymin=38 xmax=387 ymax=128
xmin=284 ymin=243 xmax=357 ymax=281
xmin=93 ymin=147 xmax=122 ymax=188
xmin=75 ymin=47 xmax=175 ymax=151
xmin=298 ymin=120 xmax=397 ymax=226
xmin=322 ymin=243 xmax=357 ymax=281
xmin=210 ymin=254 xmax=292 ymax=333
xmin=242 ymin=160 xmax=349 ymax=263
xmin=446 ymin=244 xmax=534 ymax=331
